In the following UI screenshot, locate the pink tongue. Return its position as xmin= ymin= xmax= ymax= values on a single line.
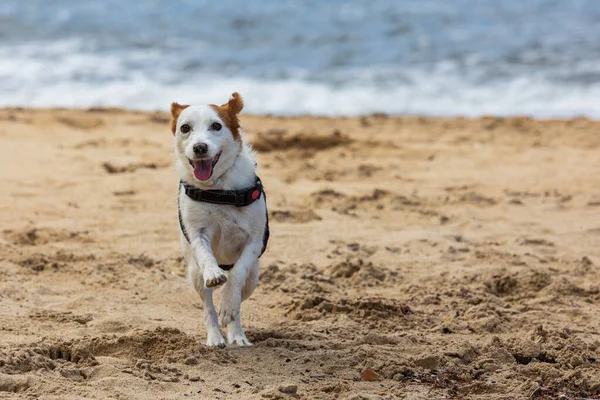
xmin=193 ymin=159 xmax=213 ymax=181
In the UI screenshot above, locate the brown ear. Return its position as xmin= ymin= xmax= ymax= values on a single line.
xmin=208 ymin=93 xmax=244 ymax=141
xmin=170 ymin=102 xmax=189 ymax=134
xmin=223 ymin=92 xmax=243 ymax=115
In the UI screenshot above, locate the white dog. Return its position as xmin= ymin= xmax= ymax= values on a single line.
xmin=171 ymin=93 xmax=269 ymax=347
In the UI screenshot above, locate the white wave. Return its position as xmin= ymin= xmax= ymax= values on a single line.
xmin=3 ymin=74 xmax=599 ymax=118
xmin=1 ymin=40 xmax=599 ymax=117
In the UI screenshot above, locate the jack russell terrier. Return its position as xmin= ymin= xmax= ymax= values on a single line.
xmin=171 ymin=93 xmax=269 ymax=347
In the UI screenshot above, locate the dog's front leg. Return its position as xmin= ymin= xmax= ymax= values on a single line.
xmin=219 ymin=241 xmax=262 ymax=346
xmin=190 ymin=235 xmax=227 ymax=288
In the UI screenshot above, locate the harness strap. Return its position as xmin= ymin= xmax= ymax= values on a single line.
xmin=181 ymin=176 xmax=264 ymax=207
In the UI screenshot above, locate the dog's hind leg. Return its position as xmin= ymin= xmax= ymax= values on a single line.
xmin=189 ymin=258 xmax=226 ymax=348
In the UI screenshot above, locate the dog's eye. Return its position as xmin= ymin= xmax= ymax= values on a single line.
xmin=180 ymin=124 xmax=191 ymax=134
xmin=210 ymin=122 xmax=222 ymax=131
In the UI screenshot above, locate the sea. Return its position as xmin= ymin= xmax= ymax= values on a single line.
xmin=1 ymin=0 xmax=599 ymax=117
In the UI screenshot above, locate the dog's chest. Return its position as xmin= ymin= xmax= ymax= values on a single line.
xmin=208 ymin=206 xmax=253 ymax=262
xmin=211 ymin=206 xmax=250 ymax=238
xmin=184 ymin=199 xmax=253 ymax=260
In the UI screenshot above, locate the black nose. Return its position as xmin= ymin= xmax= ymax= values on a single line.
xmin=193 ymin=143 xmax=208 ymax=156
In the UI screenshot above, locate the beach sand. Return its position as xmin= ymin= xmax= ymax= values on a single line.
xmin=0 ymin=108 xmax=599 ymax=399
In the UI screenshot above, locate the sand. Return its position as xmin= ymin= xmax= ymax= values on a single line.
xmin=0 ymin=108 xmax=599 ymax=400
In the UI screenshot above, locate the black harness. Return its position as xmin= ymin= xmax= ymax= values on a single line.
xmin=177 ymin=176 xmax=269 ymax=271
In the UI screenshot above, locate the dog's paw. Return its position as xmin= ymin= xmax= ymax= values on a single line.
xmin=228 ymin=332 xmax=252 ymax=347
xmin=204 ymin=269 xmax=227 ymax=288
xmin=206 ymin=331 xmax=227 ymax=348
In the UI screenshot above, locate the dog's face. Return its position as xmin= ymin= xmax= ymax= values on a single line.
xmin=171 ymin=93 xmax=244 ymax=182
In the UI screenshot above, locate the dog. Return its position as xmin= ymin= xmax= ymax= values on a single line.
xmin=171 ymin=93 xmax=269 ymax=347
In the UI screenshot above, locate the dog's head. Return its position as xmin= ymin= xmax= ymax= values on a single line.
xmin=171 ymin=93 xmax=244 ymax=183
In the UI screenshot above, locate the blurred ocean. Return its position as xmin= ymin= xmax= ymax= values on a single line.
xmin=1 ymin=0 xmax=599 ymax=116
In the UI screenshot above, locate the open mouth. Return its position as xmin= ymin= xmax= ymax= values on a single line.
xmin=188 ymin=151 xmax=221 ymax=181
